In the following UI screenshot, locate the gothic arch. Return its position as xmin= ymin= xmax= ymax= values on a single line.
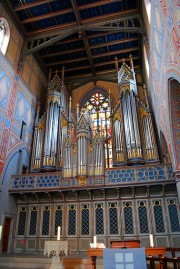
xmin=79 ymin=86 xmax=110 ymax=109
xmin=168 ymin=77 xmax=180 ymax=170
xmin=1 ymin=144 xmax=30 ymax=185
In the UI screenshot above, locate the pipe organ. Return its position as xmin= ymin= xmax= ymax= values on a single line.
xmin=31 ymin=57 xmax=159 ymax=176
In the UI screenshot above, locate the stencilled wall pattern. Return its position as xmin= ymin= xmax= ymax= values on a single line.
xmin=150 ymin=0 xmax=180 ymax=170
xmin=0 ymin=52 xmax=36 ymax=177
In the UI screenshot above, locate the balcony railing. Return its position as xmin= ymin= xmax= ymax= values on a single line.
xmin=9 ymin=164 xmax=173 ymax=193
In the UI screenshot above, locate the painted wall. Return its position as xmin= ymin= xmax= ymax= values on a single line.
xmin=149 ymin=0 xmax=180 ymax=171
xmin=0 ymin=3 xmax=47 ymax=250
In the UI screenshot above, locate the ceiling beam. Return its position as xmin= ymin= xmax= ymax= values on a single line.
xmin=62 ymin=65 xmax=91 ymax=72
xmin=14 ymin=0 xmax=57 ymax=11
xmin=22 ymin=21 xmax=142 ymax=59
xmin=21 ymin=29 xmax=77 ymax=60
xmin=26 ymin=10 xmax=139 ymax=38
xmin=21 ymin=8 xmax=74 ymax=24
xmin=42 ymin=47 xmax=85 ymax=58
xmin=81 ymin=9 xmax=138 ymax=24
xmin=41 ymin=37 xmax=138 ymax=58
xmin=71 ymin=0 xmax=95 ymax=75
xmin=20 ymin=0 xmax=124 ymax=23
xmin=46 ymin=47 xmax=139 ymax=67
xmin=45 ymin=57 xmax=88 ymax=67
xmin=63 ymin=63 xmax=140 ymax=78
xmin=87 ymin=26 xmax=143 ymax=35
xmin=94 ymin=56 xmax=139 ymax=67
xmin=55 ymin=31 xmax=118 ymax=46
xmin=91 ymin=47 xmax=139 ymax=59
xmin=78 ymin=0 xmax=123 ymax=10
xmin=89 ymin=37 xmax=138 ymax=49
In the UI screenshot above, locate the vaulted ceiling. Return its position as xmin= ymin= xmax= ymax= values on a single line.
xmin=4 ymin=0 xmax=145 ymax=87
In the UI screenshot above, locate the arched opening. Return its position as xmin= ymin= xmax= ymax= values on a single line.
xmin=0 ymin=18 xmax=10 ymax=55
xmin=169 ymin=78 xmax=180 ymax=170
xmin=80 ymin=87 xmax=113 ymax=168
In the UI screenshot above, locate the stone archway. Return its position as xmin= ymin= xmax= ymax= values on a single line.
xmin=169 ymin=78 xmax=180 ymax=202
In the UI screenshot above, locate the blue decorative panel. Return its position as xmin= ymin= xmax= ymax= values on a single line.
xmin=15 ymin=91 xmax=31 ymax=123
xmin=107 ymin=168 xmax=135 ymax=184
xmin=11 ymin=173 xmax=61 ymax=190
xmin=12 ymin=176 xmax=35 ymax=189
xmin=106 ymin=165 xmax=173 ymax=185
xmin=0 ymin=70 xmax=11 ymax=109
xmin=37 ymin=174 xmax=61 ymax=188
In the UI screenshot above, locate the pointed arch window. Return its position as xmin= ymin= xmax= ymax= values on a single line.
xmin=0 ymin=18 xmax=10 ymax=55
xmin=81 ymin=91 xmax=112 ymax=168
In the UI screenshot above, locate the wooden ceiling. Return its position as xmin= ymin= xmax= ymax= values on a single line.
xmin=4 ymin=0 xmax=145 ymax=87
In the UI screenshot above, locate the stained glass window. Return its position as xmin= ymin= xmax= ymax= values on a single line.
xmin=17 ymin=207 xmax=26 ymax=235
xmin=168 ymin=199 xmax=180 ymax=232
xmin=81 ymin=91 xmax=112 ymax=168
xmin=153 ymin=200 xmax=165 ymax=233
xmin=68 ymin=204 xmax=76 ymax=235
xmin=54 ymin=205 xmax=63 ymax=235
xmin=81 ymin=204 xmax=90 ymax=235
xmin=124 ymin=202 xmax=134 ymax=234
xmin=109 ymin=202 xmax=118 ymax=234
xmin=138 ymin=201 xmax=149 ymax=233
xmin=42 ymin=206 xmax=50 ymax=235
xmin=95 ymin=203 xmax=104 ymax=234
xmin=29 ymin=206 xmax=37 ymax=235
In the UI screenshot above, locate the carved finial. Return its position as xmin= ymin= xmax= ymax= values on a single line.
xmin=48 ymin=68 xmax=52 ymax=83
xmin=76 ymin=103 xmax=79 ymax=122
xmin=115 ymin=56 xmax=118 ymax=72
xmin=129 ymin=54 xmax=134 ymax=70
xmin=69 ymin=96 xmax=72 ymax=108
xmin=122 ymin=58 xmax=125 ymax=63
xmin=55 ymin=69 xmax=58 ymax=75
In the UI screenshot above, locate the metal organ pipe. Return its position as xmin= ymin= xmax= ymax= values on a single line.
xmin=48 ymin=102 xmax=54 ymax=155
xmin=122 ymin=97 xmax=130 ymax=149
xmin=53 ymin=103 xmax=59 ymax=156
xmin=44 ymin=102 xmax=50 ymax=158
xmin=121 ymin=90 xmax=143 ymax=163
xmin=130 ymin=93 xmax=140 ymax=147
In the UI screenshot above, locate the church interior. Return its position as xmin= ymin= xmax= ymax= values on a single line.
xmin=0 ymin=0 xmax=180 ymax=268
